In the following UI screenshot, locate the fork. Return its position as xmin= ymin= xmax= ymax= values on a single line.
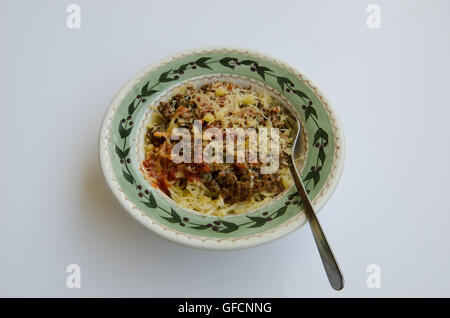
xmin=284 ymin=106 xmax=344 ymax=291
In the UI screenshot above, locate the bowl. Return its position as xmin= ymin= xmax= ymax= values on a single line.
xmin=99 ymin=47 xmax=345 ymax=250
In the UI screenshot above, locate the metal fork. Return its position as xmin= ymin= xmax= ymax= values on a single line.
xmin=284 ymin=107 xmax=344 ymax=291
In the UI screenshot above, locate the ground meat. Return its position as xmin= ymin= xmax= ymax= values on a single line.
xmin=220 ymin=187 xmax=234 ymax=202
xmin=214 ymin=169 xmax=237 ymax=202
xmin=252 ymin=178 xmax=264 ymax=192
xmin=205 ymin=179 xmax=220 ymax=194
xmin=158 ymin=95 xmax=190 ymax=121
xmin=147 ymin=128 xmax=165 ymax=147
xmin=200 ymin=83 xmax=211 ymax=93
xmin=189 ymin=99 xmax=197 ymax=108
xmin=262 ymin=174 xmax=285 ymax=193
xmin=173 ymin=94 xmax=186 ymax=107
xmin=217 ymin=169 xmax=237 ymax=186
xmin=202 ymin=164 xmax=285 ymax=204
xmin=192 ymin=107 xmax=204 ymax=120
xmin=234 ymin=180 xmax=252 ymax=202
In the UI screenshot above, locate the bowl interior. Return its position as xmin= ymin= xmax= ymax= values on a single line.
xmin=136 ymin=74 xmax=308 ymax=217
xmin=102 ymin=49 xmax=337 ymax=241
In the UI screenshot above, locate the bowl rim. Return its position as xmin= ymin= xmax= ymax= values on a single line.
xmin=99 ymin=46 xmax=345 ymax=250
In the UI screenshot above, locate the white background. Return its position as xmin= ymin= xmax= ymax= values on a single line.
xmin=1 ymin=0 xmax=449 ymax=297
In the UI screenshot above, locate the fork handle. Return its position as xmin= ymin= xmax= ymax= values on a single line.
xmin=288 ymin=160 xmax=344 ymax=290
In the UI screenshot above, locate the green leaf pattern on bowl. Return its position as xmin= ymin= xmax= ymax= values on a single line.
xmin=109 ymin=52 xmax=335 ymax=238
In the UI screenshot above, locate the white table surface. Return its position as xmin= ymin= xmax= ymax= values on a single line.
xmin=1 ymin=0 xmax=450 ymax=297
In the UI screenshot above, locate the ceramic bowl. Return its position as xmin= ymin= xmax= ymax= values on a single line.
xmin=99 ymin=47 xmax=345 ymax=250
